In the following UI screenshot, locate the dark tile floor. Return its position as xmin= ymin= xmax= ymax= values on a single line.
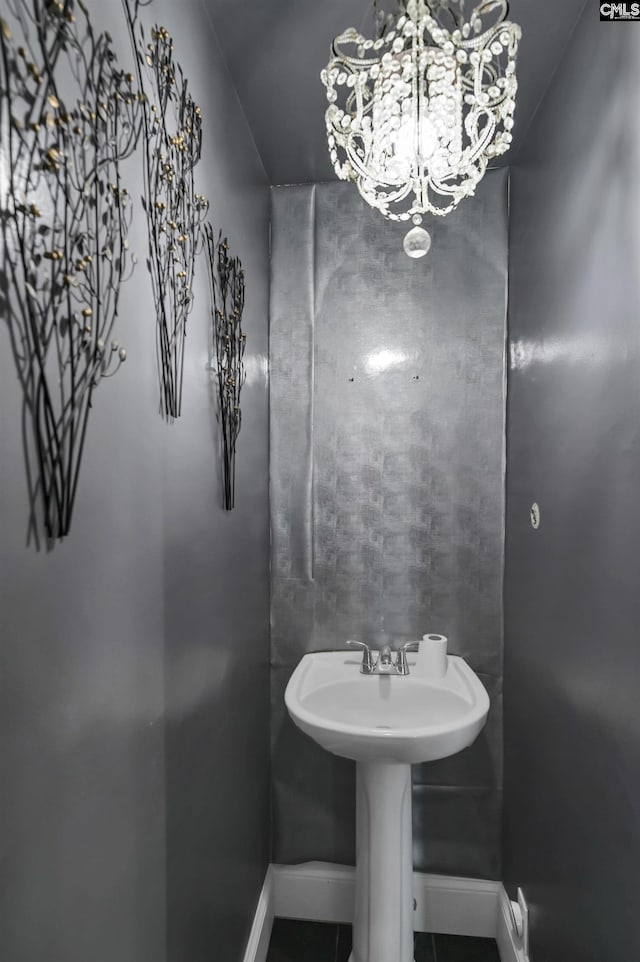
xmin=266 ymin=919 xmax=501 ymax=962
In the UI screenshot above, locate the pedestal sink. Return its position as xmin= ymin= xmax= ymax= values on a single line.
xmin=284 ymin=647 xmax=489 ymax=962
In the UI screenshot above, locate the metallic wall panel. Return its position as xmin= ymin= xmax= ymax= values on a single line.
xmin=0 ymin=3 xmax=270 ymax=962
xmin=412 ymin=786 xmax=503 ymax=880
xmin=270 ymin=177 xmax=508 ymax=876
xmin=504 ymin=9 xmax=640 ymax=961
xmin=271 ymin=665 xmax=356 ymax=866
xmin=270 ymin=185 xmax=316 ymax=582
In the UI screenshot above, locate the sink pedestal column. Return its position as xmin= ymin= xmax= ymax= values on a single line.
xmin=349 ymin=762 xmax=414 ymax=962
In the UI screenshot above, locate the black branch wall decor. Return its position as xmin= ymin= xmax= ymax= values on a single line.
xmin=124 ymin=0 xmax=208 ymax=421
xmin=203 ymin=224 xmax=246 ymax=511
xmin=0 ymin=0 xmax=142 ymax=544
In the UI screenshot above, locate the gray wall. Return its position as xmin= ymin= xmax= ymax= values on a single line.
xmin=270 ymin=178 xmax=508 ymax=878
xmin=0 ymin=2 xmax=270 ymax=961
xmin=504 ymin=9 xmax=640 ymax=961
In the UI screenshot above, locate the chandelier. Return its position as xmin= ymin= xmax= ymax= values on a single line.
xmin=321 ymin=0 xmax=521 ymax=257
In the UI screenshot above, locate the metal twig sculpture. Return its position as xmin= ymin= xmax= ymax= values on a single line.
xmin=124 ymin=0 xmax=208 ymax=420
xmin=0 ymin=0 xmax=142 ymax=543
xmin=203 ymin=224 xmax=246 ymax=511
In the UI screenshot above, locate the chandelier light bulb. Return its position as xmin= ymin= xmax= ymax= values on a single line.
xmin=321 ymin=0 xmax=521 ymax=257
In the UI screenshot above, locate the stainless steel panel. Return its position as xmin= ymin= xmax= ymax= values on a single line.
xmin=270 ymin=185 xmax=317 ymax=582
xmin=270 ymin=176 xmax=508 ymax=872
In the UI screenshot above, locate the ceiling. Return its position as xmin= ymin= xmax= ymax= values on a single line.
xmin=206 ymin=0 xmax=587 ymax=186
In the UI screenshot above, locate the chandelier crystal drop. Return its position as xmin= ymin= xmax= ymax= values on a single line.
xmin=321 ymin=0 xmax=521 ymax=257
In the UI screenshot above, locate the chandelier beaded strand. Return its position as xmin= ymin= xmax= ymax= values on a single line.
xmin=321 ymin=0 xmax=521 ymax=257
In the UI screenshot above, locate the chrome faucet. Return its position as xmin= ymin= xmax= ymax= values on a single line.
xmin=347 ymin=640 xmax=419 ymax=676
xmin=378 ymin=644 xmax=393 ymax=671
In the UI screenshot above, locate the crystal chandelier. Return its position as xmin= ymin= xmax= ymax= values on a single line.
xmin=321 ymin=0 xmax=521 ymax=257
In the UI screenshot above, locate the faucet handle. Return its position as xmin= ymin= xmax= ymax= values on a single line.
xmin=396 ymin=641 xmax=419 ymax=675
xmin=346 ymin=640 xmax=376 ymax=674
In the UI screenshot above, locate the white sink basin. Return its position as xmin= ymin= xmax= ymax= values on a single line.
xmin=284 ymin=645 xmax=491 ymax=962
xmin=285 ymin=650 xmax=489 ymax=764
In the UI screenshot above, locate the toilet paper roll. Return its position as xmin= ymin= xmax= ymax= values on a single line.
xmin=418 ymin=634 xmax=448 ymax=678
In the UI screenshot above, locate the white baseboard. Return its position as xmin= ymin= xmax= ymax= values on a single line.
xmin=245 ymin=862 xmax=529 ymax=962
xmin=412 ymin=872 xmax=502 ymax=939
xmin=272 ymin=862 xmax=355 ymax=924
xmin=496 ymin=887 xmax=530 ymax=962
xmin=241 ymin=866 xmax=275 ymax=962
xmin=271 ymin=861 xmax=500 ymax=938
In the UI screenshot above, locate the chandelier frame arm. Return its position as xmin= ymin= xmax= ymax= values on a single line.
xmin=321 ymin=0 xmax=521 ymax=232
